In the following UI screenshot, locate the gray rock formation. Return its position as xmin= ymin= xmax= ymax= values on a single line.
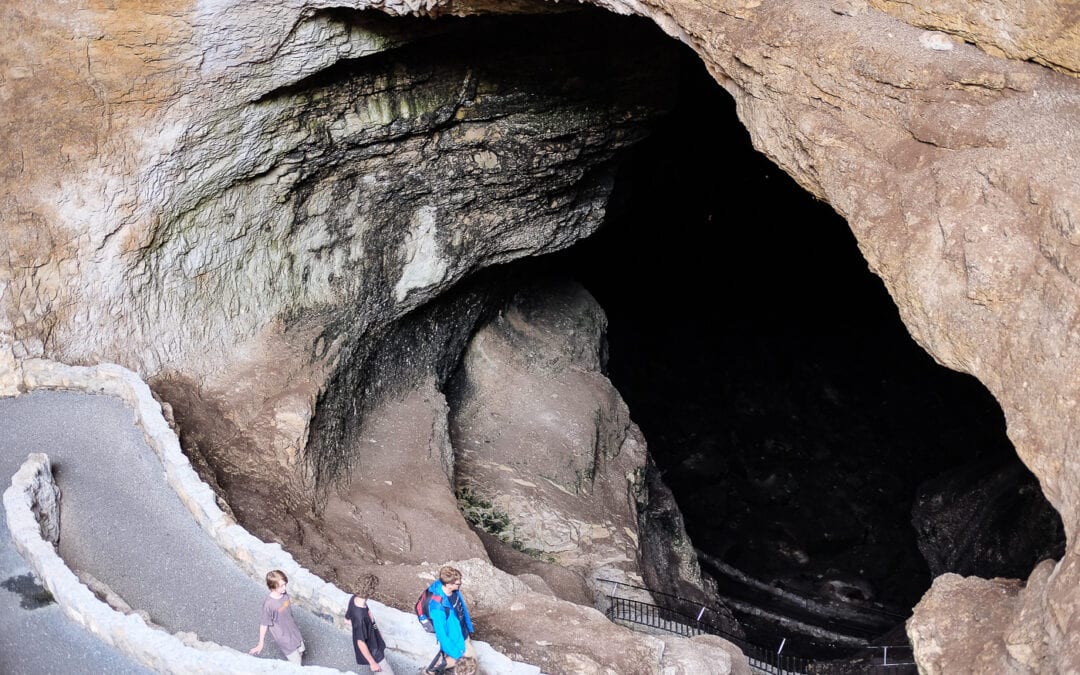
xmin=448 ymin=278 xmax=707 ymax=602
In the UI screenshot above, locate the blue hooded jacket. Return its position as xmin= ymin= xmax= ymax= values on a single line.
xmin=426 ymin=580 xmax=474 ymax=659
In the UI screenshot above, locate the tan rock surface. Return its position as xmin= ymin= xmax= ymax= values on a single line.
xmin=449 ymin=281 xmax=654 ymax=587
xmin=907 ymin=572 xmax=1025 ymax=673
xmin=661 ymin=634 xmax=753 ymax=675
xmin=866 ymin=0 xmax=1080 ymax=77
xmin=243 ymin=374 xmax=745 ymax=674
xmin=312 ymin=379 xmax=488 ymax=568
xmin=450 ymin=556 xmax=745 ymax=675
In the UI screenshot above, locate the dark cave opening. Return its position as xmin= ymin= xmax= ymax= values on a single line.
xmin=532 ymin=11 xmax=1067 ymax=660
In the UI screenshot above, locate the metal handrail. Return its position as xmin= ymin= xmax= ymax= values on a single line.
xmin=599 ymin=577 xmax=906 ymax=636
xmin=601 ymin=579 xmax=918 ymax=675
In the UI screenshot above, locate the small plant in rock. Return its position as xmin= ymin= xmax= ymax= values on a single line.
xmin=509 ymin=538 xmax=555 ymax=563
xmin=456 ymin=486 xmax=512 ymax=534
xmin=455 ymin=486 xmax=554 ymax=562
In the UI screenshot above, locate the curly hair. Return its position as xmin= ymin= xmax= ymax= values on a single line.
xmin=454 ymin=656 xmax=478 ymax=675
xmin=438 ymin=566 xmax=462 ymax=585
xmin=353 ymin=573 xmax=379 ymax=599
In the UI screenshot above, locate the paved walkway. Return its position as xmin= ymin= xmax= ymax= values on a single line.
xmin=0 ymin=390 xmax=403 ymax=673
xmin=0 ymin=497 xmax=151 ymax=674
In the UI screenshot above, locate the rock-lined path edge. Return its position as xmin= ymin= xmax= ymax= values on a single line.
xmin=1 ymin=359 xmax=541 ymax=675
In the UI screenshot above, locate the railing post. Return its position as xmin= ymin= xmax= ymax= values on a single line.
xmin=883 ymin=645 xmax=889 ymax=666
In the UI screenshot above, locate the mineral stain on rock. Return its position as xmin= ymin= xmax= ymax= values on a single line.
xmin=1 ymin=573 xmax=55 ymax=610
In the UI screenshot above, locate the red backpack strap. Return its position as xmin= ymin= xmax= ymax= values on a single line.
xmin=418 ymin=591 xmax=445 ymax=611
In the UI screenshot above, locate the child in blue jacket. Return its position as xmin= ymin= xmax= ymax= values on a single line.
xmin=424 ymin=566 xmax=474 ymax=674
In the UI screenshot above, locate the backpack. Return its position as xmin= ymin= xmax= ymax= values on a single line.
xmin=415 ymin=588 xmax=445 ymax=633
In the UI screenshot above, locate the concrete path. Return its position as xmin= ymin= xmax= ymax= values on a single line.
xmin=0 ymin=390 xmax=402 ymax=674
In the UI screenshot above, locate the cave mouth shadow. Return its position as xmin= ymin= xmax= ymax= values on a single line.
xmin=523 ymin=11 xmax=1066 ymax=660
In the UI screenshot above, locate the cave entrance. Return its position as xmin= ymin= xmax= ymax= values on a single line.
xmin=523 ymin=8 xmax=1066 ymax=660
xmin=258 ymin=4 xmax=1068 ymax=664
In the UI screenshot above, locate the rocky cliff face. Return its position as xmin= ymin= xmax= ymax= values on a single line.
xmin=4 ymin=0 xmax=1080 ymax=672
xmin=449 ymin=281 xmax=648 ymax=581
xmin=447 ymin=278 xmax=714 ymax=607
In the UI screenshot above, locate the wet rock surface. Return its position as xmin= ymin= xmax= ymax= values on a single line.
xmin=0 ymin=573 xmax=55 ymax=611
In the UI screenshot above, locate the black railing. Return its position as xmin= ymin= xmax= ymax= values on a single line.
xmin=607 ymin=596 xmax=711 ymax=638
xmin=602 ymin=581 xmax=917 ymax=675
